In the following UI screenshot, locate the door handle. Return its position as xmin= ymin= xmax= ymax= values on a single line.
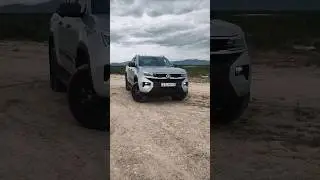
xmin=66 ymin=24 xmax=71 ymax=28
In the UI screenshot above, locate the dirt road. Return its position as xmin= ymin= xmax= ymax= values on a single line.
xmin=0 ymin=41 xmax=107 ymax=180
xmin=0 ymin=41 xmax=211 ymax=180
xmin=110 ymin=75 xmax=210 ymax=180
xmin=2 ymin=41 xmax=320 ymax=180
xmin=214 ymin=65 xmax=320 ymax=180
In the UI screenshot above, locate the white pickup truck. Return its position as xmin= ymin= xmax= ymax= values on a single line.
xmin=49 ymin=0 xmax=109 ymax=131
xmin=125 ymin=55 xmax=189 ymax=102
xmin=211 ymin=19 xmax=252 ymax=122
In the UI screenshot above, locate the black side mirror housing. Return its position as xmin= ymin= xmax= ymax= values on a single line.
xmin=69 ymin=3 xmax=83 ymax=17
xmin=128 ymin=62 xmax=136 ymax=67
xmin=58 ymin=3 xmax=83 ymax=17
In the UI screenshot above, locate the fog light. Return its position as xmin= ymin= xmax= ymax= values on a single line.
xmin=183 ymin=82 xmax=188 ymax=86
xmin=142 ymin=82 xmax=151 ymax=87
xmin=235 ymin=66 xmax=243 ymax=76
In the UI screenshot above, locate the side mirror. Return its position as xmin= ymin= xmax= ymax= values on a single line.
xmin=69 ymin=3 xmax=83 ymax=17
xmin=172 ymin=64 xmax=178 ymax=67
xmin=58 ymin=3 xmax=83 ymax=17
xmin=128 ymin=62 xmax=136 ymax=67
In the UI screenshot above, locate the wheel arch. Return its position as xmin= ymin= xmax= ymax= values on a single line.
xmin=134 ymin=75 xmax=138 ymax=82
xmin=76 ymin=42 xmax=90 ymax=68
xmin=75 ymin=42 xmax=95 ymax=85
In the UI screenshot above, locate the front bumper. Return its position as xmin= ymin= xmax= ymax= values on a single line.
xmin=211 ymin=51 xmax=251 ymax=109
xmin=138 ymin=76 xmax=188 ymax=96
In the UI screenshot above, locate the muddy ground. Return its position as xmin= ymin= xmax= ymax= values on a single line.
xmin=1 ymin=41 xmax=320 ymax=179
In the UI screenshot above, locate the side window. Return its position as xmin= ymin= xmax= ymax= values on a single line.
xmin=56 ymin=0 xmax=83 ymax=17
xmin=92 ymin=0 xmax=109 ymax=14
xmin=56 ymin=3 xmax=68 ymax=16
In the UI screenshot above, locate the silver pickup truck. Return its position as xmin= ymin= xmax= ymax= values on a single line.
xmin=125 ymin=55 xmax=189 ymax=102
xmin=211 ymin=19 xmax=252 ymax=123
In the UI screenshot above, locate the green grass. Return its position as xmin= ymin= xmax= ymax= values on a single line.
xmin=111 ymin=65 xmax=210 ymax=77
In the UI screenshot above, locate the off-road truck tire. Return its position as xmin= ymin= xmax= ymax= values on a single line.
xmin=68 ymin=64 xmax=109 ymax=131
xmin=131 ymin=82 xmax=146 ymax=102
xmin=125 ymin=73 xmax=130 ymax=91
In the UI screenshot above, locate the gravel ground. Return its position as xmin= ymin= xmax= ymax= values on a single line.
xmin=2 ymin=41 xmax=320 ymax=180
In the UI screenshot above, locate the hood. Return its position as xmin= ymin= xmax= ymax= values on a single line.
xmin=139 ymin=67 xmax=187 ymax=74
xmin=92 ymin=14 xmax=109 ymax=32
xmin=211 ymin=19 xmax=243 ymax=37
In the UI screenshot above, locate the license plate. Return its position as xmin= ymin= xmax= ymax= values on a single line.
xmin=161 ymin=83 xmax=176 ymax=87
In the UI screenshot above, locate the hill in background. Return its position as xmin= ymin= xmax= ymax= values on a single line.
xmin=0 ymin=0 xmax=61 ymax=13
xmin=111 ymin=59 xmax=209 ymax=66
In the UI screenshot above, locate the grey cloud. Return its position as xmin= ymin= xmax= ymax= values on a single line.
xmin=111 ymin=0 xmax=210 ymax=59
xmin=142 ymin=27 xmax=209 ymax=48
xmin=114 ymin=26 xmax=209 ymax=49
xmin=145 ymin=4 xmax=197 ymax=17
xmin=112 ymin=0 xmax=208 ymax=17
xmin=144 ymin=23 xmax=195 ymax=36
xmin=110 ymin=33 xmax=124 ymax=42
xmin=111 ymin=21 xmax=196 ymax=43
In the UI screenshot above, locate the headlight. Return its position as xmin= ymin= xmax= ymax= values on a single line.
xmin=181 ymin=74 xmax=187 ymax=77
xmin=143 ymin=72 xmax=153 ymax=76
xmin=101 ymin=32 xmax=109 ymax=47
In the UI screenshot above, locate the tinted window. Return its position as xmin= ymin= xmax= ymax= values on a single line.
xmin=138 ymin=56 xmax=173 ymax=67
xmin=56 ymin=1 xmax=82 ymax=17
xmin=92 ymin=0 xmax=109 ymax=14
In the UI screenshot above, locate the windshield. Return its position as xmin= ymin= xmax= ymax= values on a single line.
xmin=92 ymin=0 xmax=109 ymax=14
xmin=138 ymin=56 xmax=173 ymax=67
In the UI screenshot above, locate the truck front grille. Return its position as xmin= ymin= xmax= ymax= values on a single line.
xmin=146 ymin=78 xmax=185 ymax=87
xmin=211 ymin=37 xmax=244 ymax=52
xmin=170 ymin=74 xmax=182 ymax=78
xmin=153 ymin=73 xmax=182 ymax=78
xmin=211 ymin=39 xmax=231 ymax=51
xmin=153 ymin=74 xmax=167 ymax=78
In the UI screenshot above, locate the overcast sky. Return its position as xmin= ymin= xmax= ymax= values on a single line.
xmin=110 ymin=0 xmax=210 ymax=62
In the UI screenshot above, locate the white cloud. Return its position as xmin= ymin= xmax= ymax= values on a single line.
xmin=110 ymin=0 xmax=210 ymax=62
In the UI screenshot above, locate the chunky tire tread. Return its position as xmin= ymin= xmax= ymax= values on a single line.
xmin=68 ymin=64 xmax=109 ymax=131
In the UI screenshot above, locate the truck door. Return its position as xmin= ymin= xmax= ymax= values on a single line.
xmin=127 ymin=57 xmax=136 ymax=84
xmin=56 ymin=2 xmax=73 ymax=71
xmin=62 ymin=0 xmax=87 ymax=73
